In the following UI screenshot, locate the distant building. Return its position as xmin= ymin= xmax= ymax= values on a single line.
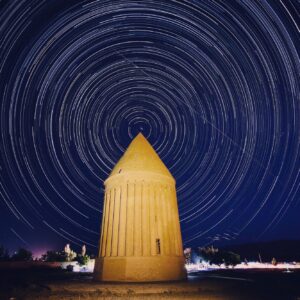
xmin=94 ymin=133 xmax=186 ymax=281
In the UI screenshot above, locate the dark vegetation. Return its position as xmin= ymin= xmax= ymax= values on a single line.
xmin=185 ymin=246 xmax=241 ymax=266
xmin=41 ymin=250 xmax=67 ymax=262
xmin=0 ymin=246 xmax=33 ymax=262
xmin=0 ymin=245 xmax=10 ymax=261
xmin=0 ymin=244 xmax=90 ymax=265
xmin=200 ymin=247 xmax=241 ymax=266
xmin=185 ymin=240 xmax=300 ymax=265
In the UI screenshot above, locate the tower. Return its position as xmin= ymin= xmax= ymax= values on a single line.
xmin=94 ymin=133 xmax=186 ymax=281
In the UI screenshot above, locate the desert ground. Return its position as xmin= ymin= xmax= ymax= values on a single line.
xmin=1 ymin=268 xmax=300 ymax=300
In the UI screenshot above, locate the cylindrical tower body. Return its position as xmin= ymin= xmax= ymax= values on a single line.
xmin=94 ymin=133 xmax=186 ymax=282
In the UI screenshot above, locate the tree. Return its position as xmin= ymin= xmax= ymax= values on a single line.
xmin=184 ymin=248 xmax=192 ymax=264
xmin=11 ymin=248 xmax=32 ymax=261
xmin=222 ymin=251 xmax=241 ymax=267
xmin=0 ymin=245 xmax=10 ymax=261
xmin=271 ymin=257 xmax=277 ymax=266
xmin=64 ymin=244 xmax=77 ymax=262
xmin=81 ymin=245 xmax=86 ymax=257
xmin=42 ymin=250 xmax=67 ymax=262
xmin=77 ymin=254 xmax=90 ymax=266
xmin=200 ymin=247 xmax=241 ymax=267
xmin=77 ymin=244 xmax=90 ymax=266
xmin=42 ymin=245 xmax=79 ymax=262
xmin=199 ymin=246 xmax=219 ymax=263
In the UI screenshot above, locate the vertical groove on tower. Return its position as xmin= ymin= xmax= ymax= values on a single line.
xmin=169 ymin=186 xmax=177 ymax=255
xmin=146 ymin=183 xmax=151 ymax=256
xmin=118 ymin=183 xmax=127 ymax=256
xmin=164 ymin=186 xmax=170 ymax=255
xmin=141 ymin=181 xmax=146 ymax=256
xmin=161 ymin=185 xmax=169 ymax=255
xmin=132 ymin=182 xmax=135 ymax=255
xmin=155 ymin=184 xmax=163 ymax=255
xmin=134 ymin=181 xmax=142 ymax=256
xmin=126 ymin=182 xmax=134 ymax=256
xmin=164 ymin=185 xmax=174 ymax=255
xmin=142 ymin=182 xmax=150 ymax=256
xmin=116 ymin=185 xmax=122 ymax=256
xmin=112 ymin=187 xmax=120 ymax=256
xmin=107 ymin=188 xmax=116 ymax=256
xmin=153 ymin=184 xmax=158 ymax=255
xmin=169 ymin=185 xmax=178 ymax=255
xmin=172 ymin=186 xmax=183 ymax=256
xmin=141 ymin=182 xmax=144 ymax=256
xmin=149 ymin=182 xmax=156 ymax=256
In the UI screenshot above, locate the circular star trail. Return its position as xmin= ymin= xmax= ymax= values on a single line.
xmin=0 ymin=0 xmax=299 ymax=252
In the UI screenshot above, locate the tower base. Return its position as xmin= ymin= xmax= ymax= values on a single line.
xmin=94 ymin=256 xmax=187 ymax=282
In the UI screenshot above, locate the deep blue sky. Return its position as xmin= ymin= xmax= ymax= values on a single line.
xmin=0 ymin=0 xmax=299 ymax=256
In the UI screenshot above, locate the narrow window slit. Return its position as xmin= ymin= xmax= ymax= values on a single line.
xmin=156 ymin=238 xmax=161 ymax=255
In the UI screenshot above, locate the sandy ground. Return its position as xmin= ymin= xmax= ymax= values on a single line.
xmin=1 ymin=268 xmax=300 ymax=299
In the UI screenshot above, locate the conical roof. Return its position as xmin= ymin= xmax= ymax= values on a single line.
xmin=108 ymin=133 xmax=174 ymax=179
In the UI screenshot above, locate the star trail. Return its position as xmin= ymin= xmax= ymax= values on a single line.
xmin=0 ymin=0 xmax=299 ymax=254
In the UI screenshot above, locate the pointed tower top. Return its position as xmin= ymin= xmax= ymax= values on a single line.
xmin=108 ymin=133 xmax=174 ymax=179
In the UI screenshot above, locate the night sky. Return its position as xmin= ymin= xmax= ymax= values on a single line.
xmin=0 ymin=0 xmax=299 ymax=256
